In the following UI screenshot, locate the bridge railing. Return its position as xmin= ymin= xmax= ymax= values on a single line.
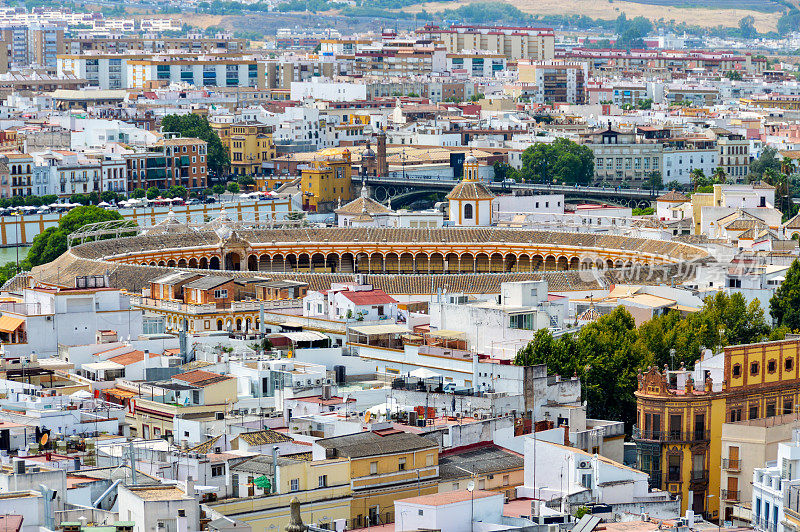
xmin=363 ymin=175 xmax=666 ymax=198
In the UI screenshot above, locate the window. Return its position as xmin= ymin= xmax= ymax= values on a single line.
xmin=418 ymin=510 xmax=423 ymax=516
xmin=214 ymin=289 xmax=228 ymax=299
xmin=750 ymin=405 xmax=759 ymax=419
xmin=318 ymin=475 xmax=327 ymax=488
xmin=732 ymin=364 xmax=741 ymax=378
xmin=290 ymin=478 xmax=299 ymax=492
xmin=751 ymin=361 xmax=760 ymax=376
xmin=370 ymin=461 xmax=378 ymax=475
xmin=787 ymin=358 xmax=794 ymax=371
xmin=211 ymin=464 xmax=224 ymax=477
xmin=768 ymin=360 xmax=777 ymax=373
xmin=426 ymin=453 xmax=434 ymax=466
xmin=668 ymin=454 xmax=681 ymax=482
xmin=766 ymin=402 xmax=776 ymax=417
xmin=785 ymin=398 xmax=794 ymax=415
xmin=399 ymin=458 xmax=406 ymax=471
xmin=502 ymin=474 xmax=509 ymax=486
xmin=464 ymin=203 xmax=473 ymax=220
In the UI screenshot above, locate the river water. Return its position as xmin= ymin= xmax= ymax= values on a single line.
xmin=0 ymin=246 xmax=30 ymax=264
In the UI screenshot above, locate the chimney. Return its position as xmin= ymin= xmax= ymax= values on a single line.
xmin=142 ymin=350 xmax=149 ymax=380
xmin=563 ymin=424 xmax=570 ymax=446
xmin=272 ymin=446 xmax=279 ymax=494
xmin=176 ymin=509 xmax=187 ymax=532
xmin=185 ymin=477 xmax=195 ymax=498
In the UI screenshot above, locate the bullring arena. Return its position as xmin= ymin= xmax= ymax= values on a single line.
xmin=25 ymin=214 xmax=711 ymax=295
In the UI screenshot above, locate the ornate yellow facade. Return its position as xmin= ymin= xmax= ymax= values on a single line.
xmin=634 ymin=338 xmax=800 ymax=521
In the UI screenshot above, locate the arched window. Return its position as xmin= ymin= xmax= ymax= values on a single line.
xmin=464 ymin=203 xmax=473 ymax=220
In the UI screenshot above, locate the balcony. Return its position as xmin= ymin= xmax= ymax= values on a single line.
xmin=722 ymin=458 xmax=741 ymax=471
xmin=722 ymin=489 xmax=740 ymax=502
xmin=633 ymin=426 xmax=711 ymax=442
xmin=754 ymin=518 xmax=777 ymax=532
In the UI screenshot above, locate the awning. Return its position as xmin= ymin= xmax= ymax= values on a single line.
xmin=426 ymin=329 xmax=466 ymax=340
xmin=410 ymin=368 xmax=441 ymax=379
xmin=0 ymin=315 xmax=24 ymax=333
xmin=104 ymin=388 xmax=137 ymax=398
xmin=268 ymin=331 xmax=328 ymax=343
xmin=349 ymin=323 xmax=409 ymax=336
xmin=83 ymin=361 xmax=125 ymax=371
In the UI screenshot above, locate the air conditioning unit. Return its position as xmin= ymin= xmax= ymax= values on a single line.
xmin=578 ymin=461 xmax=591 ymax=469
xmin=316 ymin=379 xmax=321 ymax=384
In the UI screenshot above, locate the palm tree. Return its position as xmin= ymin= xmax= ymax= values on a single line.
xmin=781 ymin=156 xmax=796 ymax=178
xmin=689 ymin=168 xmax=705 ymax=191
xmin=712 ymin=167 xmax=727 ymax=185
xmin=764 ymin=168 xmax=788 ymax=213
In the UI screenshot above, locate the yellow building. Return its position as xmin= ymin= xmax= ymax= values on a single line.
xmin=207 ymin=455 xmax=351 ymax=532
xmin=121 ymin=369 xmax=238 ymax=438
xmin=300 ymin=149 xmax=354 ymax=212
xmin=634 ymin=337 xmax=800 ymax=521
xmin=228 ymin=122 xmax=276 ymax=177
xmin=438 ymin=443 xmax=524 ymax=501
xmin=317 ymin=430 xmax=439 ymax=527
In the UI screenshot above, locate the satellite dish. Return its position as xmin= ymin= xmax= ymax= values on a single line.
xmin=467 ymin=480 xmax=475 ymax=492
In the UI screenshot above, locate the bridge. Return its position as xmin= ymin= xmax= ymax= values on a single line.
xmin=361 ymin=175 xmax=667 ymax=208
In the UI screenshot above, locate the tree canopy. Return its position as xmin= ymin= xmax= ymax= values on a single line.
xmin=161 ymin=114 xmax=230 ymax=178
xmin=771 ymin=259 xmax=800 ymax=330
xmin=27 ymin=206 xmax=124 ymax=267
xmin=520 ymin=138 xmax=594 ymax=185
xmin=515 ymin=292 xmax=774 ymax=427
xmin=749 ymin=146 xmax=781 ymax=181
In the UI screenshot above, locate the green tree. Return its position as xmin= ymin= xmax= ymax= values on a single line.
xmin=237 ymin=175 xmax=256 ymax=189
xmin=738 ymin=16 xmax=757 ymax=39
xmin=520 ymin=138 xmax=594 ymax=185
xmin=27 ymin=206 xmax=124 ymax=267
xmin=226 ymin=182 xmax=240 ymax=194
xmin=689 ymin=168 xmax=706 ymax=190
xmin=637 ymin=98 xmax=653 ymax=110
xmin=725 ymin=70 xmax=743 ymax=81
xmin=492 ymin=162 xmax=518 ymax=182
xmin=131 ymin=188 xmax=146 ymax=199
xmin=167 ymin=185 xmax=188 ymax=199
xmin=750 ymin=146 xmax=781 ymax=181
xmin=771 ymin=259 xmax=800 ymax=330
xmin=212 ymin=183 xmax=226 ymax=197
xmin=146 ymin=187 xmax=160 ymax=200
xmin=645 ymin=170 xmax=663 ymax=192
xmin=515 ymin=307 xmax=648 ymax=427
xmin=161 ymin=114 xmax=230 ymax=178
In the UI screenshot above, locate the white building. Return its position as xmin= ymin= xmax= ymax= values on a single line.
xmin=394 ymin=490 xmax=505 ymax=532
xmin=290 ymin=80 xmax=367 ymax=102
xmin=662 ymin=144 xmax=718 ymax=185
xmin=752 ymin=429 xmax=800 ymax=532
xmin=429 ymin=280 xmax=568 ymax=359
xmin=118 ymin=482 xmax=200 ymax=532
xmin=0 ymin=281 xmax=144 ymax=356
xmin=520 ymin=438 xmax=678 ymax=518
xmin=303 ymin=282 xmax=398 ymax=322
